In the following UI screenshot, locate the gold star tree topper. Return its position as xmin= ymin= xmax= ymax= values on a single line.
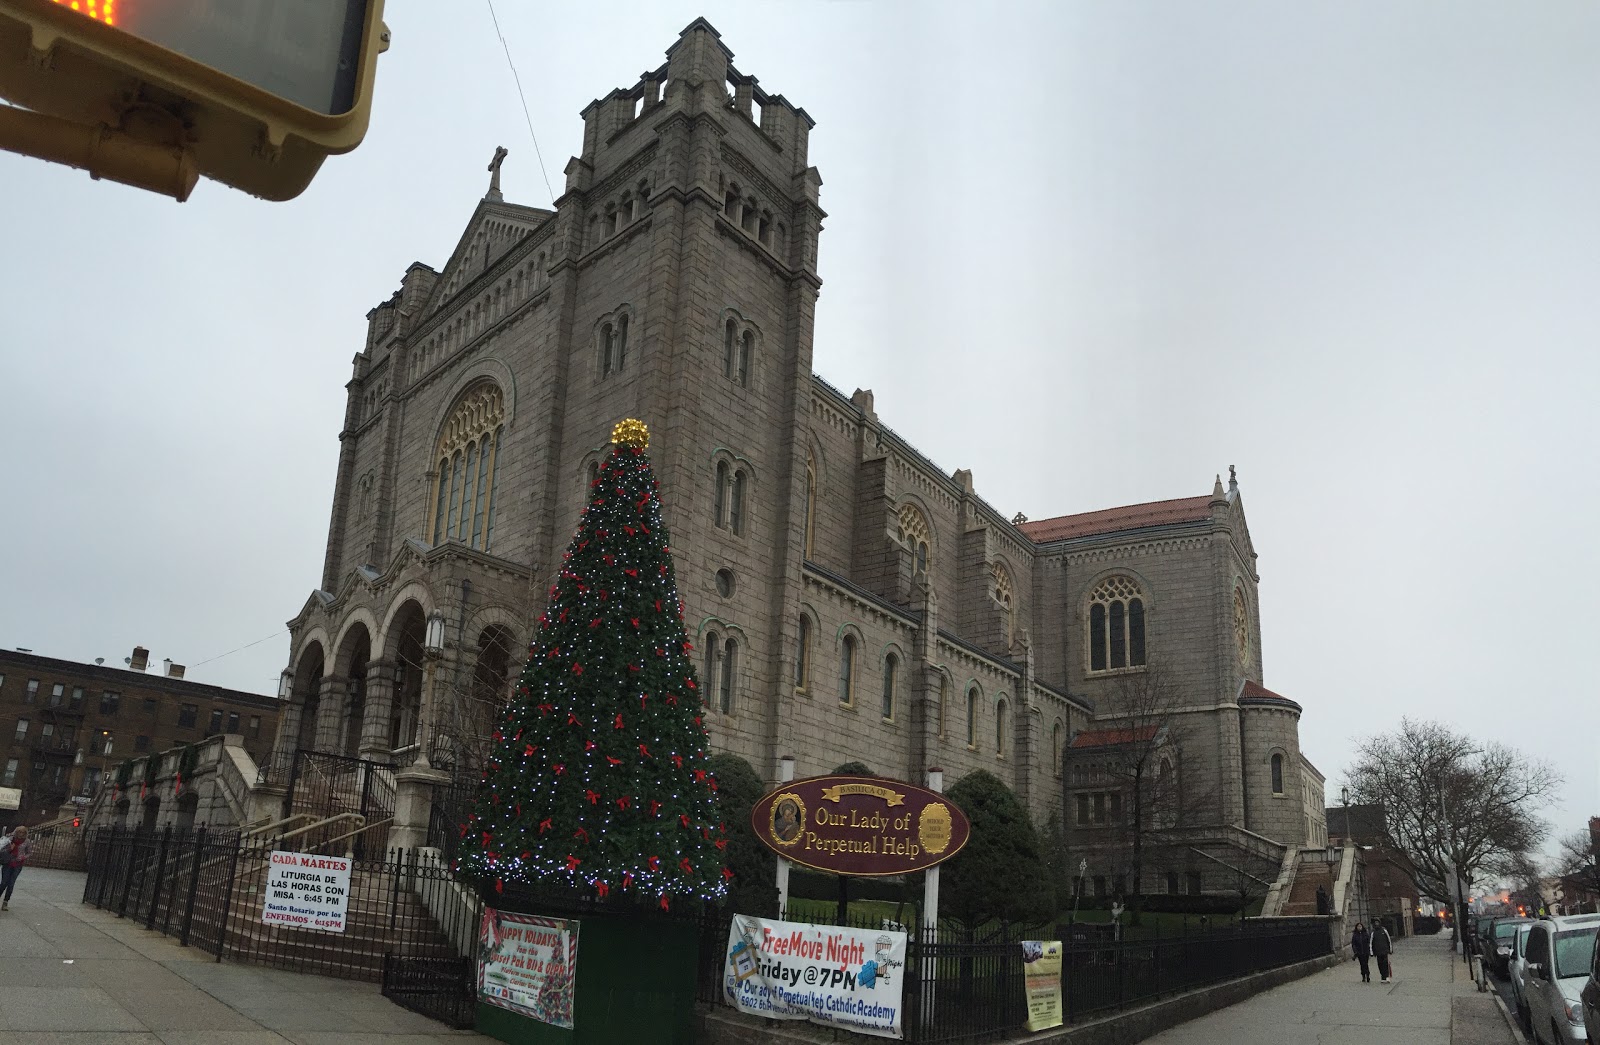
xmin=611 ymin=418 xmax=650 ymax=448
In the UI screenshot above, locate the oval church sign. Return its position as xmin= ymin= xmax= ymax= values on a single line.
xmin=751 ymin=775 xmax=971 ymax=877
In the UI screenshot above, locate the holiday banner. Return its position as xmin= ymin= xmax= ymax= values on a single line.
xmin=262 ymin=851 xmax=351 ymax=933
xmin=1020 ymin=940 xmax=1063 ymax=1032
xmin=478 ymin=908 xmax=579 ymax=1029
xmin=723 ymin=914 xmax=906 ymax=1039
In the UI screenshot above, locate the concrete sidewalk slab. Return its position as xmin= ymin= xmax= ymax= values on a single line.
xmin=1138 ymin=933 xmax=1514 ymax=1045
xmin=0 ymin=869 xmax=492 ymax=1045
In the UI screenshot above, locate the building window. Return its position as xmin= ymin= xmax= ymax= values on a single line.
xmin=795 ymin=616 xmax=811 ymax=690
xmin=1076 ymin=793 xmax=1090 ymax=826
xmin=209 ymin=709 xmax=224 ymax=733
xmin=937 ymin=676 xmax=947 ymax=738
xmin=723 ymin=319 xmax=738 ymax=380
xmin=704 ymin=631 xmax=721 ymax=705
xmin=1093 ymin=793 xmax=1106 ymax=824
xmin=25 ymin=679 xmax=37 ymax=704
xmin=134 ymin=735 xmax=150 ymax=752
xmin=1234 ymin=586 xmax=1249 ymax=663
xmin=249 ymin=716 xmax=261 ymax=737
xmin=803 ymin=456 xmax=817 ymax=557
xmin=100 ymin=691 xmax=120 ymax=715
xmin=1088 ymin=576 xmax=1146 ymax=672
xmin=729 ymin=469 xmax=747 ymax=535
xmin=719 ymin=638 xmax=737 ymax=714
xmin=1093 ymin=876 xmax=1106 ymax=898
xmin=995 ymin=698 xmax=1008 ymax=755
xmin=82 ymin=766 xmax=101 ymax=795
xmin=427 ymin=383 xmax=506 ymax=552
xmin=715 ymin=569 xmax=735 ymax=597
xmin=965 ymin=686 xmax=977 ymax=747
xmin=738 ymin=331 xmax=752 ymax=387
xmin=839 ymin=636 xmax=856 ymax=706
xmin=992 ymin=563 xmax=1015 ymax=647
xmin=898 ymin=503 xmax=931 ymax=575
xmin=881 ymin=654 xmax=897 ymax=720
xmin=714 ymin=462 xmax=729 ymax=527
xmin=69 ymin=687 xmax=83 ymax=711
xmin=600 ymin=316 xmax=630 ymax=377
xmin=49 ymin=683 xmax=64 ymax=706
xmin=1270 ymin=753 xmax=1284 ymax=795
xmin=101 ymin=732 xmax=114 ymax=755
xmin=227 ymin=711 xmax=240 ymax=733
xmin=177 ymin=704 xmax=197 ymax=729
xmin=1052 ymin=722 xmax=1064 ymax=777
xmin=142 ymin=697 xmax=157 ymax=716
xmin=13 ymin=718 xmax=27 ymax=742
xmin=1167 ymin=871 xmax=1180 ymax=895
xmin=1 ymin=759 xmax=16 ymax=786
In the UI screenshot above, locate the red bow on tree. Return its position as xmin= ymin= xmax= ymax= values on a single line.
xmin=539 ymin=819 xmax=553 ymax=833
xmin=585 ymin=790 xmax=600 ymax=805
xmin=566 ymin=855 xmax=582 ymax=871
xmin=679 ymin=857 xmax=694 ymax=874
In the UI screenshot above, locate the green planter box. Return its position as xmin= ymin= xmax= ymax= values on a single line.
xmin=476 ymin=910 xmax=701 ymax=1045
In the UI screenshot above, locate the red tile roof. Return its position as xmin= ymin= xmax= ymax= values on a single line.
xmin=1069 ymin=725 xmax=1160 ymax=749
xmin=1238 ymin=679 xmax=1302 ymax=712
xmin=1016 ymin=495 xmax=1214 ymax=543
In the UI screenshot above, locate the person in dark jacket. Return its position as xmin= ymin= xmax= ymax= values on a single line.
xmin=1351 ymin=922 xmax=1372 ymax=982
xmin=1371 ymin=922 xmax=1394 ymax=982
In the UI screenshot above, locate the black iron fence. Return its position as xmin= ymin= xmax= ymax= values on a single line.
xmin=285 ymin=751 xmax=397 ymax=858
xmin=694 ymin=909 xmax=1331 ymax=1044
xmin=82 ymin=826 xmax=481 ymax=990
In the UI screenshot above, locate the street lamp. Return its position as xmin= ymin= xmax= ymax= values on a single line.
xmin=415 ymin=612 xmax=447 ymax=768
xmin=277 ymin=670 xmax=293 ymax=702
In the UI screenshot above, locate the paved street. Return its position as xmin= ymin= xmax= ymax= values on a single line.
xmin=0 ymin=868 xmax=493 ymax=1045
xmin=1139 ymin=932 xmax=1516 ymax=1045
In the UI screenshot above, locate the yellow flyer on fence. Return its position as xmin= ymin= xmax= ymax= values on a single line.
xmin=1021 ymin=940 xmax=1063 ymax=1032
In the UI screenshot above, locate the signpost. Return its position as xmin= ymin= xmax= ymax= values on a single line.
xmin=262 ymin=850 xmax=351 ymax=933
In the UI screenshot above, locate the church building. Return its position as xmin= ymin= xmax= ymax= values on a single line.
xmin=275 ymin=19 xmax=1324 ymax=894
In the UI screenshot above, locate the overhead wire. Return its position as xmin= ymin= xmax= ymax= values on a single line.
xmin=484 ymin=0 xmax=558 ymax=207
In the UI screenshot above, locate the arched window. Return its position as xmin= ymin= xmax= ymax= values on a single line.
xmin=803 ymin=455 xmax=817 ymax=557
xmin=738 ymin=331 xmax=752 ymax=387
xmin=724 ymin=319 xmax=737 ymax=379
xmin=1088 ymin=576 xmax=1146 ymax=672
xmin=714 ymin=462 xmax=729 ymax=527
xmin=428 ymin=383 xmax=506 ymax=552
xmin=795 ymin=616 xmax=811 ymax=690
xmin=1270 ymin=753 xmax=1284 ymax=795
xmin=587 ymin=460 xmax=600 ymax=488
xmin=1052 ymin=722 xmax=1064 ymax=777
xmin=730 ymin=469 xmax=747 ymax=535
xmin=898 ymin=503 xmax=931 ymax=575
xmin=601 ymin=322 xmax=617 ymax=376
xmin=992 ymin=562 xmax=1015 ymax=646
xmin=995 ymin=698 xmax=1008 ymax=756
xmin=839 ymin=636 xmax=856 ymax=706
xmin=966 ymin=686 xmax=978 ymax=747
xmin=616 ymin=313 xmax=629 ymax=371
xmin=719 ymin=637 xmax=737 ymax=713
xmin=881 ymin=653 xmax=897 ymax=720
xmin=704 ymin=630 xmax=721 ymax=702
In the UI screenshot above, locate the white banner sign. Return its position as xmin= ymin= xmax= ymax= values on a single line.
xmin=722 ymin=915 xmax=907 ymax=1039
xmin=262 ymin=850 xmax=351 ymax=933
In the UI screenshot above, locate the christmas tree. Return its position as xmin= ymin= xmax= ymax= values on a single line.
xmin=457 ymin=419 xmax=730 ymax=908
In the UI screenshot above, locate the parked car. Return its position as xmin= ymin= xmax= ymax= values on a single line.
xmin=1490 ymin=918 xmax=1537 ymax=978
xmin=1582 ymin=924 xmax=1600 ymax=1045
xmin=1523 ymin=914 xmax=1600 ymax=1045
xmin=1509 ymin=923 xmax=1536 ymax=1027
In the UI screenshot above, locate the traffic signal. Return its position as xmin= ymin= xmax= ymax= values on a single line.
xmin=0 ymin=0 xmax=389 ymax=200
xmin=72 ymin=816 xmax=80 ymax=828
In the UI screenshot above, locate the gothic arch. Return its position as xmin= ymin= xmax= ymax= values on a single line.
xmin=432 ymin=366 xmax=517 ymax=439
xmin=376 ymin=582 xmax=440 ymax=655
xmin=331 ymin=609 xmax=381 ymax=669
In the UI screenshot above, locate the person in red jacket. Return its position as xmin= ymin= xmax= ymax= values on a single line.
xmin=0 ymin=825 xmax=33 ymax=911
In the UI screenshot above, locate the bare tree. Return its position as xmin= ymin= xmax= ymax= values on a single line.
xmin=1065 ymin=666 xmax=1217 ymax=919
xmin=1346 ymin=719 xmax=1560 ymax=910
xmin=1554 ymin=830 xmax=1600 ymax=903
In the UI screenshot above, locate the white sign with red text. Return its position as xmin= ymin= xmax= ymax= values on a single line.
xmin=263 ymin=850 xmax=351 ymax=933
xmin=723 ymin=915 xmax=907 ymax=1039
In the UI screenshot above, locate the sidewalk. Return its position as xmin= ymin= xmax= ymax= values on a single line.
xmin=1138 ymin=932 xmax=1516 ymax=1045
xmin=0 ymin=868 xmax=494 ymax=1044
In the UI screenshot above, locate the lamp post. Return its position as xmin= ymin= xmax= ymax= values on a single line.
xmin=415 ymin=612 xmax=447 ymax=769
xmin=278 ymin=670 xmax=293 ymax=702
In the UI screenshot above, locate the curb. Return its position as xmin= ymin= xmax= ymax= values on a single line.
xmin=1488 ymin=990 xmax=1527 ymax=1044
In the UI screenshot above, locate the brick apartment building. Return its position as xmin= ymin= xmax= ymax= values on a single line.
xmin=0 ymin=647 xmax=281 ymax=826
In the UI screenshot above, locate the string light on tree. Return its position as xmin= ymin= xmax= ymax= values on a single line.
xmin=457 ymin=419 xmax=731 ymax=906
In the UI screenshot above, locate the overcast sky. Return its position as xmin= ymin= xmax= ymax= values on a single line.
xmin=1 ymin=2 xmax=1595 ymax=852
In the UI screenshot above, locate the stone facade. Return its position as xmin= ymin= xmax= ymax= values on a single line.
xmin=275 ymin=20 xmax=1322 ymax=881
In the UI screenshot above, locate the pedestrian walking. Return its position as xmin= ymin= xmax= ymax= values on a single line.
xmin=1351 ymin=922 xmax=1373 ymax=982
xmin=0 ymin=825 xmax=32 ymax=911
xmin=1371 ymin=921 xmax=1394 ymax=982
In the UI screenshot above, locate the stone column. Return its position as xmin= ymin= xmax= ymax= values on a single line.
xmin=360 ymin=659 xmax=397 ymax=762
xmin=313 ymin=677 xmax=348 ymax=753
xmin=390 ymin=763 xmax=449 ymax=850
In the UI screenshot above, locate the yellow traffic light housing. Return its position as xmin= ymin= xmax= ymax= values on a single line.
xmin=0 ymin=0 xmax=388 ymax=201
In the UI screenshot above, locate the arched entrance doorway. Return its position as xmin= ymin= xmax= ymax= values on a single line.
xmin=293 ymin=643 xmax=326 ymax=755
xmin=386 ymin=602 xmax=426 ymax=753
xmin=335 ymin=625 xmax=372 ymax=758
